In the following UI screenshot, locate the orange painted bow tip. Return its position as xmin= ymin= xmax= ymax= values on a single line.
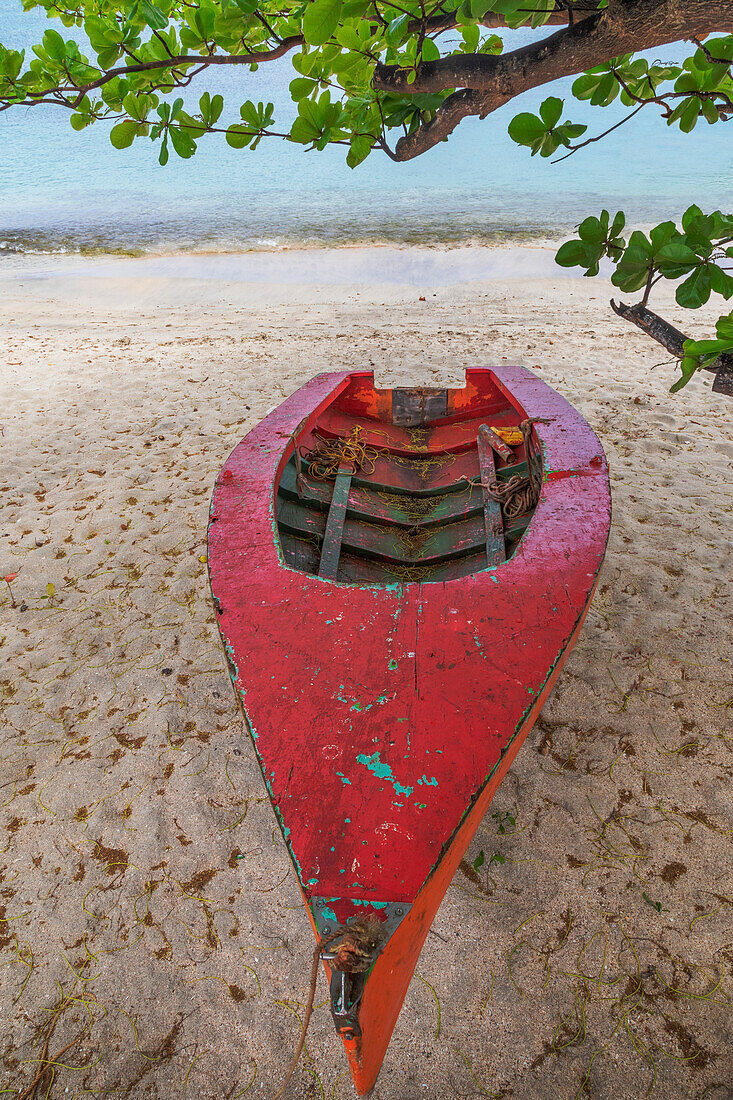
xmin=4 ymin=573 xmax=19 ymax=582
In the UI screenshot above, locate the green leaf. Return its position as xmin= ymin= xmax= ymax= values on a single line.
xmin=656 ymin=237 xmax=698 ymax=277
xmin=555 ymin=240 xmax=589 ymax=268
xmin=669 ymin=356 xmax=699 ymax=393
xmin=158 ymin=137 xmax=169 ymax=165
xmin=578 ymin=215 xmax=608 ymax=244
xmin=507 ymin=112 xmax=545 ymax=146
xmin=460 ymin=23 xmax=480 ymax=52
xmin=346 ymin=133 xmax=372 ymax=168
xmin=169 ymin=125 xmax=196 ymax=158
xmin=473 ymin=850 xmax=485 ymax=872
xmin=70 ymin=112 xmax=92 ymax=131
xmin=539 ymin=96 xmax=563 ymax=128
xmin=225 ymin=123 xmax=253 ymax=149
xmin=110 ymin=119 xmax=139 ymax=149
xmin=140 ymin=0 xmax=168 ymax=30
xmin=682 ymin=204 xmax=704 ymax=232
xmin=709 ymin=264 xmax=733 ymax=299
xmin=385 ymin=13 xmax=409 ymax=47
xmin=676 ymin=266 xmax=712 ymax=308
xmin=611 ymin=230 xmax=654 ymax=293
xmin=303 ymin=0 xmax=343 ymax=46
xmin=684 ymin=337 xmax=729 ymax=356
xmin=716 ymin=311 xmax=733 ymax=341
xmin=289 ymin=77 xmax=316 ymax=101
xmin=199 ymin=91 xmax=223 ymax=126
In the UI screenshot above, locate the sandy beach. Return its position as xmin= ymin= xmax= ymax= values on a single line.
xmin=1 ymin=247 xmax=732 ymax=1100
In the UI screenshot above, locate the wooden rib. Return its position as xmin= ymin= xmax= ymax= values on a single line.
xmin=338 ymin=549 xmax=489 ymax=584
xmin=281 ymin=532 xmax=320 ymax=574
xmin=281 ymin=452 xmax=530 ymax=510
xmin=279 ymin=459 xmax=484 ymax=528
xmin=313 ymin=408 xmax=515 ymax=458
xmin=278 ymin=497 xmax=530 ymax=568
xmin=477 ymin=426 xmax=506 ymax=568
xmin=318 ymin=463 xmax=352 ymax=580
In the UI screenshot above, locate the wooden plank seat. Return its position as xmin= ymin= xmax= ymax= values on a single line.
xmin=277 ymin=497 xmax=531 ymax=568
xmin=279 ymin=454 xmax=530 ymax=524
xmin=280 ymin=533 xmax=492 ymax=584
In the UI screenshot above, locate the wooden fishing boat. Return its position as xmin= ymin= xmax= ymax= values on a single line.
xmin=207 ymin=366 xmax=610 ymax=1093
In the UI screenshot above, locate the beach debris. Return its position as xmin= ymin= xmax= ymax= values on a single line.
xmin=3 ymin=572 xmax=19 ymax=607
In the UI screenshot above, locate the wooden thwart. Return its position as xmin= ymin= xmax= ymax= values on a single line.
xmin=318 ymin=462 xmax=353 ymax=579
xmin=477 ymin=425 xmax=506 ymax=567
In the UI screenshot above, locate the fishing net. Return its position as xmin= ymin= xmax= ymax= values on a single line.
xmin=301 ymin=426 xmax=381 ymax=480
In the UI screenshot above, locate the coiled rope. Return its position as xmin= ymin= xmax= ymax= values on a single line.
xmin=485 ymin=418 xmax=544 ymax=519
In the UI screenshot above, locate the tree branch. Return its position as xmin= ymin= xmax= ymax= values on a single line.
xmin=611 ymin=298 xmax=733 ymax=395
xmin=609 ymin=299 xmax=722 ymax=372
xmin=374 ymin=0 xmax=733 ymax=161
xmin=1 ymin=37 xmax=304 ymax=109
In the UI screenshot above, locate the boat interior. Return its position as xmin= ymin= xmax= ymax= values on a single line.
xmin=275 ymin=371 xmax=543 ymax=584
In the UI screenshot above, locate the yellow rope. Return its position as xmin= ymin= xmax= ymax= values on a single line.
xmin=301 ymin=426 xmax=382 ymax=481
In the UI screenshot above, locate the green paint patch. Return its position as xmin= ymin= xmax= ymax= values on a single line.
xmin=419 ymin=774 xmax=438 ymax=787
xmin=388 ymin=659 xmax=398 ymax=670
xmin=356 ymin=751 xmax=414 ymax=797
xmin=336 ymin=684 xmax=390 ymax=714
xmin=336 ymin=772 xmax=351 ymax=785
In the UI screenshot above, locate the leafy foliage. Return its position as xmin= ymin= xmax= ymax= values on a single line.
xmin=679 ymin=311 xmax=733 ymax=393
xmin=3 ymin=5 xmax=730 ymax=170
xmin=556 ymin=206 xmax=733 ymax=389
xmin=508 ymin=97 xmax=587 ymax=157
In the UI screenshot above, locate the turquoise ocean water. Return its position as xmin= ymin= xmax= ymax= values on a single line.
xmin=1 ymin=3 xmax=732 ymax=256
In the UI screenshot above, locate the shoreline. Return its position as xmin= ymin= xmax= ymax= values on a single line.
xmin=1 ymin=239 xmax=597 ymax=289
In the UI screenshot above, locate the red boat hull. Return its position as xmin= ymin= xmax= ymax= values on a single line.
xmin=208 ymin=367 xmax=611 ymax=1092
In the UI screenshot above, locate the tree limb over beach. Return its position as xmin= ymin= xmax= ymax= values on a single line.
xmin=373 ymin=1 xmax=733 ymax=161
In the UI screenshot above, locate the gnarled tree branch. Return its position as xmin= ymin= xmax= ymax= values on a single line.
xmin=375 ymin=0 xmax=733 ymax=161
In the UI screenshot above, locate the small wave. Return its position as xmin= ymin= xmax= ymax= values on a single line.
xmin=0 ymin=224 xmax=571 ymax=259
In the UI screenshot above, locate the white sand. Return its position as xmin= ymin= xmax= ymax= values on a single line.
xmin=1 ymin=250 xmax=732 ymax=1100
